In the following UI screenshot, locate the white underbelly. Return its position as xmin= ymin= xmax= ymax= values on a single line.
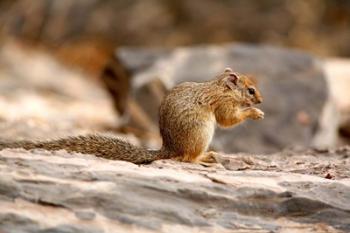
xmin=202 ymin=114 xmax=216 ymax=150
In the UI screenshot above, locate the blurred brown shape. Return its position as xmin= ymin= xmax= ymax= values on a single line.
xmin=54 ymin=38 xmax=115 ymax=77
xmin=100 ymin=57 xmax=164 ymax=135
xmin=297 ymin=111 xmax=311 ymax=125
xmin=1 ymin=0 xmax=350 ymax=59
xmin=100 ymin=55 xmax=131 ymax=115
xmin=339 ymin=118 xmax=350 ymax=138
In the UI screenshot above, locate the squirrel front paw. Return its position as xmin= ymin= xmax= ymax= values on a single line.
xmin=249 ymin=107 xmax=264 ymax=120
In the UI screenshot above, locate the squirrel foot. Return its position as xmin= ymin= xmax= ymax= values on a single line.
xmin=196 ymin=151 xmax=220 ymax=167
xmin=202 ymin=151 xmax=219 ymax=163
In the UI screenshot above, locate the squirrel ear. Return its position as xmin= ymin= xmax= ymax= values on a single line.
xmin=226 ymin=72 xmax=239 ymax=89
xmin=224 ymin=67 xmax=233 ymax=73
xmin=228 ymin=72 xmax=239 ymax=84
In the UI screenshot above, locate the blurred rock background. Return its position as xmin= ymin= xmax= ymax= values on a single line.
xmin=0 ymin=1 xmax=350 ymax=232
xmin=1 ymin=0 xmax=350 ymax=71
xmin=0 ymin=0 xmax=350 ymax=150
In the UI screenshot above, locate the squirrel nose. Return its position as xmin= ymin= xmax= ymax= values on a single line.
xmin=256 ymin=98 xmax=262 ymax=104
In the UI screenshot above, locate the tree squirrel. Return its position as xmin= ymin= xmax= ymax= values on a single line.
xmin=0 ymin=68 xmax=264 ymax=164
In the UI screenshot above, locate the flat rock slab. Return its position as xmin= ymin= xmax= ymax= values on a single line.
xmin=118 ymin=44 xmax=334 ymax=153
xmin=0 ymin=149 xmax=349 ymax=233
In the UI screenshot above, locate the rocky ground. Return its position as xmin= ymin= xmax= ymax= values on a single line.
xmin=0 ymin=148 xmax=349 ymax=233
xmin=0 ymin=41 xmax=349 ymax=232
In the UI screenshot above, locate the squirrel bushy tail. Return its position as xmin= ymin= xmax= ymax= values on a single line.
xmin=0 ymin=135 xmax=166 ymax=164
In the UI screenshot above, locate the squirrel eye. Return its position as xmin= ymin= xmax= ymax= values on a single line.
xmin=248 ymin=87 xmax=255 ymax=95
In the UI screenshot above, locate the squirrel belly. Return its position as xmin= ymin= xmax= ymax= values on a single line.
xmin=0 ymin=135 xmax=167 ymax=164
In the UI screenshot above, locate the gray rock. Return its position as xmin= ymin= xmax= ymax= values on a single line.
xmin=118 ymin=44 xmax=337 ymax=153
xmin=0 ymin=148 xmax=349 ymax=233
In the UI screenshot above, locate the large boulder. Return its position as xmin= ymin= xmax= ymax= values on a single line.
xmin=0 ymin=148 xmax=349 ymax=232
xmin=117 ymin=44 xmax=337 ymax=153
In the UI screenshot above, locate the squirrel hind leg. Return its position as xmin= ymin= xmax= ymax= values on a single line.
xmin=181 ymin=153 xmax=198 ymax=163
xmin=170 ymin=152 xmax=200 ymax=163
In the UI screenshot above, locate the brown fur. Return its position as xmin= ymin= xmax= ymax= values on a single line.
xmin=0 ymin=68 xmax=264 ymax=164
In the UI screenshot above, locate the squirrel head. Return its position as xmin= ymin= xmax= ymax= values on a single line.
xmin=214 ymin=68 xmax=263 ymax=107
